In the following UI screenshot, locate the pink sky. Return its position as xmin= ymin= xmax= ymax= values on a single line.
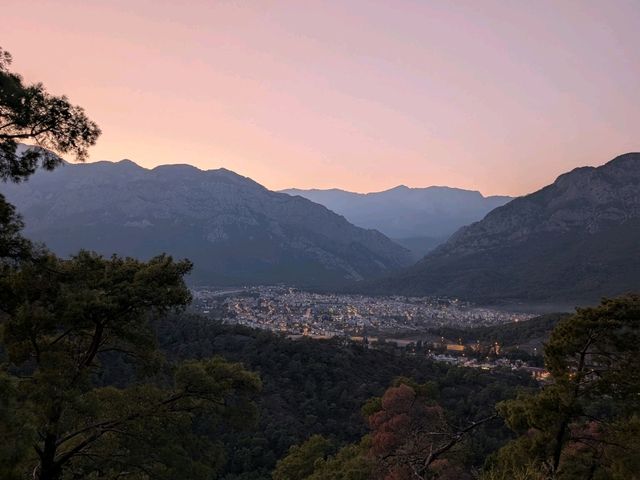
xmin=4 ymin=0 xmax=639 ymax=196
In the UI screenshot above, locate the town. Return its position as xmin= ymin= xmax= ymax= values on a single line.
xmin=190 ymin=286 xmax=548 ymax=379
xmin=191 ymin=285 xmax=534 ymax=337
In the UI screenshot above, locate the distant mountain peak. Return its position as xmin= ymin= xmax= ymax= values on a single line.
xmin=116 ymin=159 xmax=138 ymax=166
xmin=607 ymin=151 xmax=640 ymax=165
xmin=151 ymin=163 xmax=201 ymax=174
xmin=280 ymin=185 xmax=513 ymax=242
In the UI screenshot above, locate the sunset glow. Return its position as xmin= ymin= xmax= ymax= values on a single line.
xmin=5 ymin=0 xmax=639 ymax=195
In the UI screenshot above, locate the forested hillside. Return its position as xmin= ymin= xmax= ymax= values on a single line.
xmin=427 ymin=313 xmax=569 ymax=348
xmin=150 ymin=315 xmax=536 ymax=479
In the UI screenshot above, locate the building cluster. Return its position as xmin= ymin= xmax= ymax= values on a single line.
xmin=191 ymin=285 xmax=533 ymax=336
xmin=192 ymin=286 xmax=547 ymax=380
xmin=426 ymin=353 xmax=550 ymax=380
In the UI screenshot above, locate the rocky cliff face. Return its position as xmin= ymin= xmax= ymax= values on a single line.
xmin=441 ymin=153 xmax=640 ymax=255
xmin=368 ymin=153 xmax=640 ymax=304
xmin=1 ymin=160 xmax=413 ymax=286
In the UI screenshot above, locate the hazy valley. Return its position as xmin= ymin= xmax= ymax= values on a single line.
xmin=281 ymin=186 xmax=512 ymax=258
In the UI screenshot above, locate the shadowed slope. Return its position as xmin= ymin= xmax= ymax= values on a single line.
xmin=1 ymin=159 xmax=413 ymax=286
xmin=367 ymin=153 xmax=640 ymax=304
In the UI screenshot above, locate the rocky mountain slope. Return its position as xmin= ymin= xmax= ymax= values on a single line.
xmin=1 ymin=160 xmax=413 ymax=286
xmin=281 ymin=186 xmax=511 ymax=258
xmin=368 ymin=153 xmax=640 ymax=304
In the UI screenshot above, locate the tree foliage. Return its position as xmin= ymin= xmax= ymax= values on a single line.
xmin=0 ymin=252 xmax=261 ymax=480
xmin=0 ymin=46 xmax=264 ymax=480
xmin=152 ymin=314 xmax=535 ymax=479
xmin=273 ymin=295 xmax=640 ymax=480
xmin=487 ymin=295 xmax=640 ymax=479
xmin=0 ymin=46 xmax=101 ymax=182
xmin=272 ymin=434 xmax=333 ymax=480
xmin=306 ymin=438 xmax=373 ymax=480
xmin=0 ymin=192 xmax=32 ymax=264
xmin=367 ymin=380 xmax=496 ymax=480
xmin=273 ymin=378 xmax=500 ymax=480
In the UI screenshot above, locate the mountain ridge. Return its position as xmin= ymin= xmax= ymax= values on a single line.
xmin=280 ymin=185 xmax=513 ymax=257
xmin=283 ymin=184 xmax=509 ymax=198
xmin=1 ymin=159 xmax=414 ymax=287
xmin=365 ymin=152 xmax=640 ymax=304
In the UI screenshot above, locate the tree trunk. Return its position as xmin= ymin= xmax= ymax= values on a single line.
xmin=37 ymin=433 xmax=60 ymax=480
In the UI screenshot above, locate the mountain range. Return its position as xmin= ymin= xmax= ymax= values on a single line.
xmin=281 ymin=186 xmax=512 ymax=257
xmin=4 ymin=151 xmax=639 ymax=305
xmin=0 ymin=160 xmax=413 ymax=287
xmin=367 ymin=153 xmax=640 ymax=305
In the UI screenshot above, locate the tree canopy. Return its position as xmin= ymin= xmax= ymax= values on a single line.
xmin=273 ymin=378 xmax=497 ymax=480
xmin=487 ymin=294 xmax=640 ymax=479
xmin=0 ymin=193 xmax=32 ymax=263
xmin=0 ymin=252 xmax=261 ymax=480
xmin=0 ymin=48 xmax=262 ymax=480
xmin=0 ymin=46 xmax=101 ymax=182
xmin=272 ymin=296 xmax=640 ymax=480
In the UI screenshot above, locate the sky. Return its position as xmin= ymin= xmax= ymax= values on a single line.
xmin=3 ymin=0 xmax=640 ymax=196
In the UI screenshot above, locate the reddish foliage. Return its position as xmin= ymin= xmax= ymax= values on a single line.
xmin=368 ymin=384 xmax=456 ymax=479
